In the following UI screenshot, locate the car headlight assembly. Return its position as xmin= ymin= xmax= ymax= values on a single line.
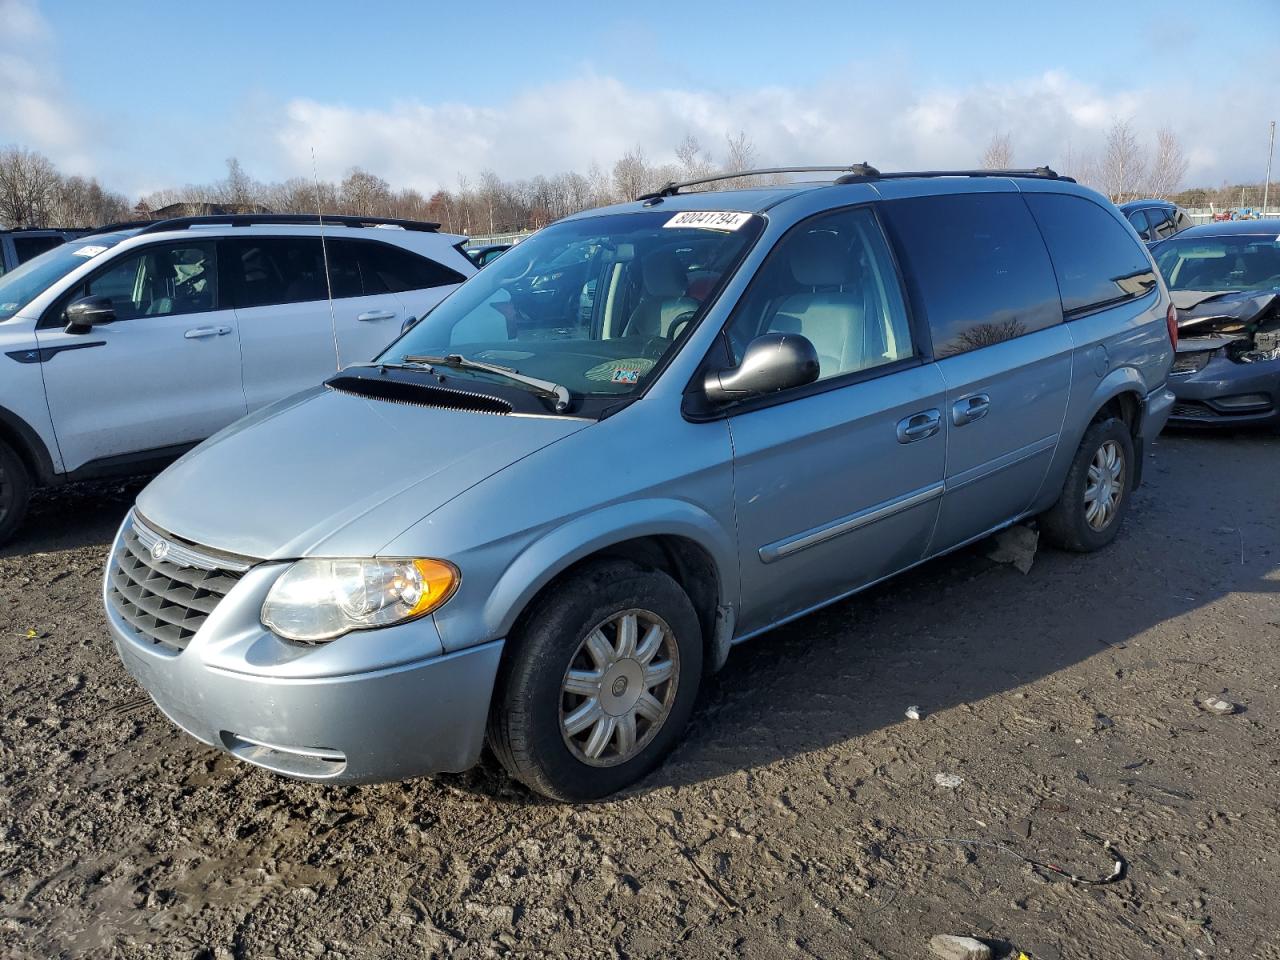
xmin=261 ymin=558 xmax=459 ymax=643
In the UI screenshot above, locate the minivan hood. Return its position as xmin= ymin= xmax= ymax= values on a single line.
xmin=136 ymin=387 xmax=589 ymax=559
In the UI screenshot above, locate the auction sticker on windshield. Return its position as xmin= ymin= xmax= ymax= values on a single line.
xmin=71 ymin=245 xmax=109 ymax=258
xmin=664 ymin=211 xmax=753 ymax=231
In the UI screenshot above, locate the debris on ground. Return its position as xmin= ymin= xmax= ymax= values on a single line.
xmin=928 ymin=933 xmax=993 ymax=960
xmin=905 ymin=705 xmax=922 ymax=721
xmin=896 ymin=832 xmax=1126 ymax=885
xmin=1198 ymin=695 xmax=1238 ymax=716
xmin=985 ymin=524 xmax=1039 ymax=574
xmin=934 ymin=772 xmax=964 ymax=789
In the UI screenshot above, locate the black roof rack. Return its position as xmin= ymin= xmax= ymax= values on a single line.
xmin=638 ymin=163 xmax=1073 ymax=200
xmin=639 ymin=165 xmax=882 ymax=201
xmin=834 ymin=165 xmax=1073 ymax=185
xmin=132 ymin=213 xmax=441 ymax=235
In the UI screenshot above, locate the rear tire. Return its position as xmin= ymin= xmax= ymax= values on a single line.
xmin=0 ymin=440 xmax=31 ymax=548
xmin=487 ymin=559 xmax=703 ymax=801
xmin=1040 ymin=417 xmax=1133 ymax=553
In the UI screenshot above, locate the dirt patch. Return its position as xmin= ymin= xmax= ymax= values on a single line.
xmin=2 ymin=433 xmax=1278 ymax=959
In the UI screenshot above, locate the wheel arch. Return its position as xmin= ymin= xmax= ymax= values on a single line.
xmin=483 ymin=499 xmax=737 ymax=672
xmin=1083 ymin=368 xmax=1147 ymax=487
xmin=0 ymin=402 xmax=56 ymax=486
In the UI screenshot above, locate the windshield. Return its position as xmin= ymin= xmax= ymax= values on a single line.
xmin=1154 ymin=234 xmax=1280 ymax=293
xmin=0 ymin=233 xmax=130 ymax=321
xmin=384 ymin=210 xmax=762 ymax=410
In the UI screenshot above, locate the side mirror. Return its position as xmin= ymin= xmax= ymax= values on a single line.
xmin=703 ymin=333 xmax=820 ymax=404
xmin=64 ymin=295 xmax=116 ymax=334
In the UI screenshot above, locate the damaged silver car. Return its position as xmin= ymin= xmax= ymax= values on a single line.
xmin=1154 ymin=221 xmax=1280 ymax=429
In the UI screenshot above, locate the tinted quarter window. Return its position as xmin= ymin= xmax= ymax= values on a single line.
xmin=882 ymin=193 xmax=1061 ymax=358
xmin=722 ymin=206 xmax=914 ymax=382
xmin=13 ymin=235 xmax=64 ymax=263
xmin=1148 ymin=208 xmax=1178 ymax=240
xmin=1026 ymin=194 xmax=1158 ymax=315
xmin=221 ymin=237 xmax=327 ymax=309
xmin=356 ymin=240 xmax=466 ymax=294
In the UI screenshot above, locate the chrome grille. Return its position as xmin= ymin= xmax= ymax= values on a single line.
xmin=107 ymin=512 xmax=252 ymax=653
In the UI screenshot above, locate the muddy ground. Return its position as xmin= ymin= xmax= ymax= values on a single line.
xmin=1 ymin=431 xmax=1277 ymax=960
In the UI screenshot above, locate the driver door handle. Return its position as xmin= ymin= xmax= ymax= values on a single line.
xmin=357 ymin=309 xmax=398 ymax=322
xmin=896 ymin=409 xmax=941 ymax=443
xmin=951 ymin=393 xmax=991 ymax=426
xmin=184 ymin=325 xmax=232 ymax=339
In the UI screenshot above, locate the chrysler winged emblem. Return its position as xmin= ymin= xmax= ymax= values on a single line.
xmin=150 ymin=539 xmax=171 ymax=562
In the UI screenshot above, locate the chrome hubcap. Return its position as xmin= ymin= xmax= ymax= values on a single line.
xmin=559 ymin=609 xmax=679 ymax=767
xmin=1084 ymin=439 xmax=1124 ymax=531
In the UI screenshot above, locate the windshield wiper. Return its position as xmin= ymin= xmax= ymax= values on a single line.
xmin=401 ymin=353 xmax=573 ymax=413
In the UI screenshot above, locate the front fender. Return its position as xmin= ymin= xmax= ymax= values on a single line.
xmin=480 ymin=498 xmax=738 ymax=642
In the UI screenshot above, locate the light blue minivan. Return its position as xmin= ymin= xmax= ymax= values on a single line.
xmin=104 ymin=165 xmax=1176 ymax=800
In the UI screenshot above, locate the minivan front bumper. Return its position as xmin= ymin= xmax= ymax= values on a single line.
xmin=104 ymin=516 xmax=503 ymax=784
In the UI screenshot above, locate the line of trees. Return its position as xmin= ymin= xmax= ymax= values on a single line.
xmin=0 ymin=146 xmax=131 ymax=229
xmin=1 ymin=120 xmax=1272 ymax=234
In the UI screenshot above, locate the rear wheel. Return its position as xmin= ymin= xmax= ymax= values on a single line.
xmin=1040 ymin=417 xmax=1133 ymax=552
xmin=487 ymin=560 xmax=703 ymax=801
xmin=0 ymin=439 xmax=31 ymax=547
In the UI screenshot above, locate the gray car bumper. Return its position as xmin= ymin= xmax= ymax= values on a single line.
xmin=1168 ymin=353 xmax=1280 ymax=428
xmin=104 ymin=517 xmax=503 ymax=784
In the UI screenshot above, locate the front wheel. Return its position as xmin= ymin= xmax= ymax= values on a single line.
xmin=0 ymin=440 xmax=31 ymax=548
xmin=487 ymin=560 xmax=703 ymax=801
xmin=1040 ymin=417 xmax=1133 ymax=552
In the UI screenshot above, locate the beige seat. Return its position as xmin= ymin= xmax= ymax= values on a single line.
xmin=625 ymin=249 xmax=698 ymax=338
xmin=766 ymin=231 xmax=883 ymax=378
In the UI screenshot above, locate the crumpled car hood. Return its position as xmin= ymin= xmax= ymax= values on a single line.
xmin=136 ymin=386 xmax=588 ymax=560
xmin=1173 ymin=289 xmax=1277 ymax=334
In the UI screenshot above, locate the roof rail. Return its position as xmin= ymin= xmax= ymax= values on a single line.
xmin=834 ymin=165 xmax=1074 ymax=184
xmin=84 ymin=220 xmax=155 ymax=236
xmin=132 ymin=213 xmax=442 ymax=235
xmin=637 ymin=164 xmax=882 ymax=201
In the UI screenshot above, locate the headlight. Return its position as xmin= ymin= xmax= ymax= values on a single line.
xmin=261 ymin=558 xmax=459 ymax=643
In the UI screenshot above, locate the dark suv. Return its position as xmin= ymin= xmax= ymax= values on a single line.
xmin=0 ymin=229 xmax=86 ymax=277
xmin=1119 ymin=199 xmax=1193 ymax=246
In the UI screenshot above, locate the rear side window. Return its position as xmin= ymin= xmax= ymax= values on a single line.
xmin=1126 ymin=209 xmax=1151 ymax=241
xmin=221 ymin=237 xmax=327 ymax=309
xmin=882 ymin=193 xmax=1061 ymax=358
xmin=1025 ymin=194 xmax=1158 ymax=316
xmin=355 ymin=240 xmax=466 ymax=293
xmin=13 ymin=235 xmax=65 ymax=263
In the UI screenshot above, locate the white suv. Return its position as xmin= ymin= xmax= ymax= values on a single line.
xmin=0 ymin=214 xmax=475 ymax=544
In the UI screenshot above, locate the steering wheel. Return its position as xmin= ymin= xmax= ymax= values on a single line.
xmin=666 ymin=310 xmax=699 ymax=342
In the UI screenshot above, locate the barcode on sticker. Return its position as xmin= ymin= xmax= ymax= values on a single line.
xmin=664 ymin=211 xmax=753 ymax=231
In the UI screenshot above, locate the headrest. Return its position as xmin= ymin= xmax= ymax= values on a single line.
xmin=641 ymin=249 xmax=688 ymax=298
xmin=790 ymin=230 xmax=855 ymax=287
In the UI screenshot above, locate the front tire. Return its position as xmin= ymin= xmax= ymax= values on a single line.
xmin=0 ymin=440 xmax=31 ymax=548
xmin=487 ymin=560 xmax=703 ymax=801
xmin=1040 ymin=417 xmax=1133 ymax=552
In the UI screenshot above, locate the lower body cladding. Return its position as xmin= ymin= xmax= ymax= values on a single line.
xmin=103 ymin=517 xmax=504 ymax=784
xmin=1169 ymin=348 xmax=1280 ymax=429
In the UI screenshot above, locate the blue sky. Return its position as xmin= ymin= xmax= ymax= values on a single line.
xmin=3 ymin=0 xmax=1277 ymax=197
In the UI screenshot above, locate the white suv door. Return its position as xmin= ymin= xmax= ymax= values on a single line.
xmin=34 ymin=239 xmax=246 ymax=473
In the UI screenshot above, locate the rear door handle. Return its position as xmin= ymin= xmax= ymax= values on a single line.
xmin=951 ymin=393 xmax=990 ymax=426
xmin=896 ymin=409 xmax=941 ymax=443
xmin=356 ymin=309 xmax=398 ymax=322
xmin=184 ymin=325 xmax=232 ymax=339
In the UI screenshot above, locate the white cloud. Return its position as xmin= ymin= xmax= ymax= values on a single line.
xmin=0 ymin=0 xmax=90 ymax=171
xmin=267 ymin=64 xmax=1276 ymax=194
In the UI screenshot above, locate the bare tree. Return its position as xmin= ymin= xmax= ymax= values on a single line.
xmin=0 ymin=146 xmax=60 ymax=228
xmin=675 ymin=134 xmax=713 ymax=182
xmin=722 ymin=131 xmax=761 ymax=188
xmin=981 ymin=132 xmax=1013 ymax=169
xmin=1146 ymin=127 xmax=1189 ymax=199
xmin=612 ymin=145 xmax=651 ymax=201
xmin=1099 ymin=118 xmax=1148 ymax=203
xmin=339 ymin=168 xmax=392 ymax=215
